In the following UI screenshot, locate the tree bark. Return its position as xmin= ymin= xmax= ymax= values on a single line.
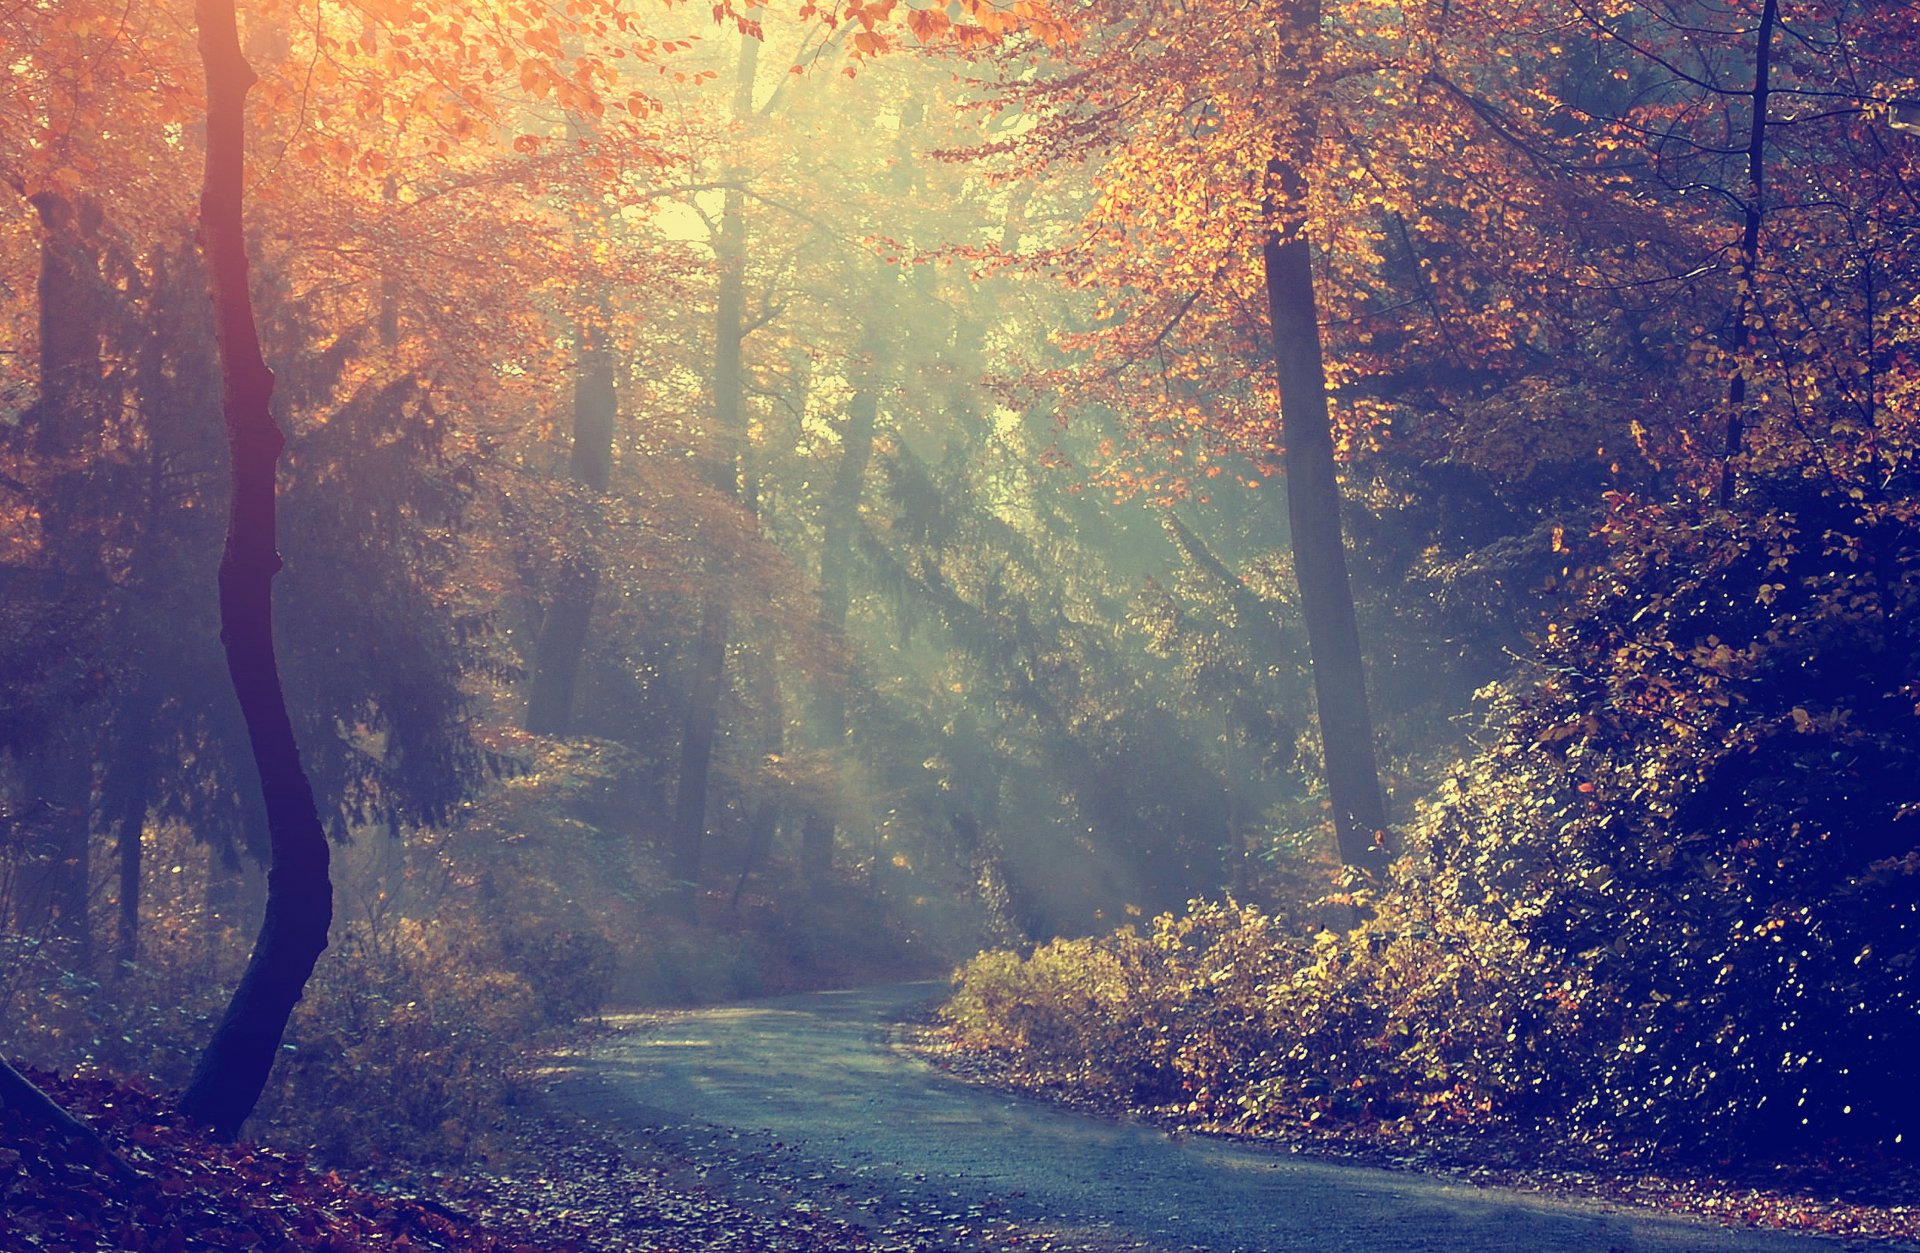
xmin=1265 ymin=223 xmax=1388 ymax=869
xmin=525 ymin=556 xmax=600 ymax=735
xmin=178 ymin=0 xmax=334 ymax=1140
xmin=46 ymin=752 xmax=93 ymax=970
xmin=1261 ymin=0 xmax=1389 ymax=870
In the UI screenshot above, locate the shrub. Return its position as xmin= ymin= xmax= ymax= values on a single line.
xmin=945 ymin=894 xmax=1586 ymax=1139
xmin=1420 ymin=483 xmax=1920 ymax=1156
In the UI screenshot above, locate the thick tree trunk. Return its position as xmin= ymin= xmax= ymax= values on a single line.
xmin=1260 ymin=4 xmax=1389 ymax=869
xmin=1264 ymin=228 xmax=1389 ymax=869
xmin=178 ymin=0 xmax=333 ymax=1140
xmin=525 ymin=557 xmax=600 ymax=735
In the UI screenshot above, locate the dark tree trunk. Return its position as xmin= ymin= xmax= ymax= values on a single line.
xmin=525 ymin=557 xmax=600 ymax=735
xmin=525 ymin=316 xmax=616 ymax=735
xmin=1264 ymin=229 xmax=1388 ymax=868
xmin=22 ymin=190 xmax=111 ymax=963
xmin=730 ymin=637 xmax=784 ymax=909
xmin=177 ymin=0 xmax=334 ymax=1140
xmin=110 ymin=687 xmax=156 ymax=969
xmin=568 ymin=317 xmax=617 ymax=492
xmin=25 ymin=189 xmax=107 ymax=466
xmin=1718 ymin=0 xmax=1777 ymax=504
xmin=1259 ymin=4 xmax=1390 ymax=869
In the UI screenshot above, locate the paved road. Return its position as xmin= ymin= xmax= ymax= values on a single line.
xmin=542 ymin=983 xmax=1855 ymax=1253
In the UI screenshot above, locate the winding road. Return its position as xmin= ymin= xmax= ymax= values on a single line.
xmin=540 ymin=983 xmax=1854 ymax=1252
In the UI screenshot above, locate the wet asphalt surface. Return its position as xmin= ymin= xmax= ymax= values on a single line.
xmin=541 ymin=982 xmax=1858 ymax=1253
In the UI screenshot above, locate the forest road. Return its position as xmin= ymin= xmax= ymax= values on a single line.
xmin=541 ymin=982 xmax=1849 ymax=1253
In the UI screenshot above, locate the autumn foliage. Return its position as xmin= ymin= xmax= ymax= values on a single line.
xmin=4 ymin=0 xmax=1920 ymax=1223
xmin=939 ymin=0 xmax=1920 ymax=1171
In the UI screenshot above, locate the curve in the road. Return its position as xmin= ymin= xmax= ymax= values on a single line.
xmin=542 ymin=982 xmax=1853 ymax=1253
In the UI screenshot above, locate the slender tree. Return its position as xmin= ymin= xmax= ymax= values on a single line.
xmin=1261 ymin=0 xmax=1389 ymax=867
xmin=177 ymin=0 xmax=333 ymax=1139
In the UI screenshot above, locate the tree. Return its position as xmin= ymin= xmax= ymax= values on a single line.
xmin=949 ymin=1 xmax=1406 ymax=866
xmin=177 ymin=0 xmax=333 ymax=1139
xmin=1258 ymin=0 xmax=1389 ymax=868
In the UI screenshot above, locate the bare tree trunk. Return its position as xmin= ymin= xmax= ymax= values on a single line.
xmin=21 ymin=190 xmax=110 ymax=966
xmin=1260 ymin=0 xmax=1389 ymax=870
xmin=731 ymin=632 xmax=785 ymax=908
xmin=178 ymin=0 xmax=333 ymax=1140
xmin=525 ymin=556 xmax=600 ymax=735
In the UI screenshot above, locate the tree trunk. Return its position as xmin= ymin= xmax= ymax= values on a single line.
xmin=110 ymin=691 xmax=155 ymax=969
xmin=25 ymin=189 xmax=107 ymax=466
xmin=1717 ymin=0 xmax=1777 ymax=505
xmin=666 ymin=32 xmax=759 ymax=919
xmin=668 ymin=594 xmax=728 ymax=919
xmin=802 ymin=376 xmax=879 ymax=887
xmin=731 ymin=632 xmax=785 ymax=908
xmin=178 ymin=0 xmax=333 ymax=1140
xmin=46 ymin=752 xmax=93 ymax=970
xmin=22 ymin=190 xmax=111 ymax=965
xmin=1260 ymin=1 xmax=1389 ymax=870
xmin=525 ymin=556 xmax=600 ymax=735
xmin=525 ymin=314 xmax=616 ymax=735
xmin=1265 ymin=227 xmax=1388 ymax=869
